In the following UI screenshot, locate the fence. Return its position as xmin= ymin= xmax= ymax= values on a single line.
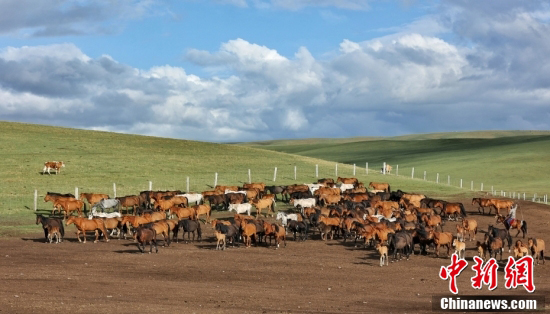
xmin=25 ymin=161 xmax=548 ymax=211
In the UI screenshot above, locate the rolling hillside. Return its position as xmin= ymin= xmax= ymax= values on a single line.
xmin=1 ymin=121 xmax=476 ymax=235
xmin=244 ymin=134 xmax=550 ymax=197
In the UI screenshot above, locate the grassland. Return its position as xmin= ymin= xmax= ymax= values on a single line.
xmin=243 ymin=133 xmax=550 ymax=197
xmin=2 ymin=121 xmax=487 ymax=236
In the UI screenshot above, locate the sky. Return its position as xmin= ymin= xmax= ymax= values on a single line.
xmin=0 ymin=0 xmax=549 ymax=142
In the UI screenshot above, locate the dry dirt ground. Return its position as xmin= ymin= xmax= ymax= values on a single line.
xmin=1 ymin=199 xmax=549 ymax=314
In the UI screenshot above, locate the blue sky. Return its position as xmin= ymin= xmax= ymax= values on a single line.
xmin=0 ymin=0 xmax=549 ymax=141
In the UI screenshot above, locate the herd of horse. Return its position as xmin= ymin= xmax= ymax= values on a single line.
xmin=35 ymin=177 xmax=545 ymax=266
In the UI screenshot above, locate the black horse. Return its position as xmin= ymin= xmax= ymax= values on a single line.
xmin=264 ymin=186 xmax=286 ymax=201
xmin=207 ymin=195 xmax=227 ymax=211
xmin=487 ymin=225 xmax=512 ymax=253
xmin=35 ymin=214 xmax=65 ymax=242
xmin=287 ymin=220 xmax=308 ymax=241
xmin=175 ymin=219 xmax=202 ymax=243
xmin=388 ymin=231 xmax=414 ymax=261
xmin=215 ymin=223 xmax=240 ymax=246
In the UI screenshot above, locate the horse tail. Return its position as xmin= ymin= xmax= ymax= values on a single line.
xmin=387 ymin=184 xmax=391 ymax=193
xmin=460 ymin=203 xmax=467 ymax=217
xmin=522 ymin=221 xmax=527 ymax=236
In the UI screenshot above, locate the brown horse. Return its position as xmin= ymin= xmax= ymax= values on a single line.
xmin=368 ymin=182 xmax=390 ymax=193
xmin=135 ymin=227 xmax=158 ymax=253
xmin=214 ymin=231 xmax=226 ymax=250
xmin=47 ymin=225 xmax=62 ymax=243
xmin=117 ymin=195 xmax=141 ymax=215
xmin=53 ymin=199 xmax=84 ymax=219
xmin=121 ymin=215 xmax=152 ymax=230
xmin=484 ymin=233 xmax=504 ymax=262
xmin=422 ymin=214 xmax=443 ymax=232
xmin=476 ymin=241 xmax=489 ymax=261
xmin=250 ymin=198 xmax=274 ymax=218
xmin=79 ymin=193 xmax=109 ymax=209
xmin=513 ymin=240 xmax=529 ymax=258
xmin=433 ymin=231 xmax=454 ymax=257
xmin=472 ymin=198 xmax=494 ymax=215
xmin=489 ymin=199 xmax=514 ymax=216
xmin=169 ymin=207 xmax=197 ymax=220
xmin=337 ymin=177 xmax=358 ymax=185
xmin=192 ymin=205 xmax=212 ymax=222
xmin=440 ymin=202 xmax=467 ymax=221
xmin=461 ymin=219 xmax=478 ymax=241
xmin=495 ymin=214 xmax=527 ymax=238
xmin=528 ymin=238 xmax=545 ymax=265
xmin=240 ymin=220 xmax=257 ymax=248
xmin=66 ymin=216 xmax=109 ymax=243
xmin=149 ymin=221 xmax=171 ymax=247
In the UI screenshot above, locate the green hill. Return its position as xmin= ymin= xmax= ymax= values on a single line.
xmin=1 ymin=121 xmax=481 ymax=236
xmin=243 ymin=134 xmax=550 ymax=198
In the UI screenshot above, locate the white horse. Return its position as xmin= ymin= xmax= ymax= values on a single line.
xmin=305 ymin=183 xmax=323 ymax=194
xmin=228 ymin=203 xmax=252 ymax=216
xmin=177 ymin=193 xmax=203 ymax=205
xmin=91 ymin=198 xmax=120 ymax=213
xmin=276 ymin=211 xmax=300 ymax=226
xmin=337 ymin=183 xmax=355 ymax=193
xmin=225 ymin=190 xmax=246 ymax=195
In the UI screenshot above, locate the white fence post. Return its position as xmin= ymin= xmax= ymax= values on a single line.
xmin=545 ymin=194 xmax=548 ymax=204
xmin=248 ymin=169 xmax=251 ymax=184
xmin=186 ymin=176 xmax=190 ymax=193
xmin=460 ymin=179 xmax=463 ymax=188
xmin=471 ymin=181 xmax=474 ymax=191
xmin=411 ymin=167 xmax=415 ymax=179
xmin=335 ymin=163 xmax=338 ymax=177
xmin=436 ymin=173 xmax=439 ymax=184
xmin=294 ymin=166 xmax=297 ymax=180
xmin=383 ymin=162 xmax=386 ymax=175
xmin=396 ymin=165 xmax=399 ymax=176
xmin=214 ymin=173 xmax=218 ymax=187
xmin=273 ymin=167 xmax=278 ymax=182
xmin=366 ymin=162 xmax=368 ymax=175
xmin=523 ymin=193 xmax=526 ymax=200
xmin=75 ymin=187 xmax=79 ymax=200
xmin=316 ymin=164 xmax=318 ymax=178
xmin=113 ymin=183 xmax=116 ymax=198
xmin=353 ymin=164 xmax=356 ymax=176
xmin=448 ymin=175 xmax=450 ymax=185
xmin=481 ymin=183 xmax=483 ymax=191
xmin=149 ymin=181 xmax=152 ymax=191
xmin=34 ymin=189 xmax=37 ymax=211
xmin=423 ymin=171 xmax=426 ymax=181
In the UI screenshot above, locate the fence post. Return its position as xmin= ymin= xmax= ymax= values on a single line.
xmin=34 ymin=189 xmax=37 ymax=211
xmin=471 ymin=181 xmax=474 ymax=191
xmin=436 ymin=173 xmax=439 ymax=184
xmin=273 ymin=167 xmax=277 ymax=182
xmin=460 ymin=179 xmax=463 ymax=188
xmin=423 ymin=171 xmax=426 ymax=181
xmin=523 ymin=193 xmax=525 ymax=200
xmin=396 ymin=165 xmax=399 ymax=176
xmin=316 ymin=164 xmax=318 ymax=178
xmin=353 ymin=164 xmax=356 ymax=176
xmin=113 ymin=183 xmax=116 ymax=198
xmin=248 ymin=169 xmax=251 ymax=184
xmin=383 ymin=162 xmax=386 ymax=175
xmin=75 ymin=187 xmax=79 ymax=200
xmin=186 ymin=176 xmax=190 ymax=193
xmin=294 ymin=166 xmax=297 ymax=180
xmin=546 ymin=194 xmax=548 ymax=204
xmin=411 ymin=167 xmax=415 ymax=179
xmin=149 ymin=181 xmax=152 ymax=191
xmin=335 ymin=163 xmax=338 ymax=177
xmin=214 ymin=173 xmax=218 ymax=187
xmin=480 ymin=183 xmax=483 ymax=191
xmin=448 ymin=175 xmax=450 ymax=185
xmin=366 ymin=162 xmax=368 ymax=175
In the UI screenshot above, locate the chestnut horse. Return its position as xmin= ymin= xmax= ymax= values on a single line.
xmin=471 ymin=198 xmax=494 ymax=215
xmin=496 ymin=214 xmax=527 ymax=238
xmin=489 ymin=199 xmax=514 ymax=216
xmin=66 ymin=216 xmax=109 ymax=243
xmin=440 ymin=202 xmax=467 ymax=221
xmin=135 ymin=227 xmax=158 ymax=253
xmin=528 ymin=238 xmax=545 ymax=265
xmin=461 ymin=219 xmax=478 ymax=241
xmin=53 ymin=199 xmax=84 ymax=219
xmin=368 ymin=182 xmax=390 ymax=193
xmin=433 ymin=231 xmax=454 ymax=258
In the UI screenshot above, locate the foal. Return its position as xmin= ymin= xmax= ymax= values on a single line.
xmin=47 ymin=225 xmax=61 ymax=243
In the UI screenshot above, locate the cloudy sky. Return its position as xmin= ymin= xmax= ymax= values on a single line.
xmin=0 ymin=0 xmax=549 ymax=141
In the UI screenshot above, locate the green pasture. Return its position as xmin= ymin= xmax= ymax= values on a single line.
xmin=0 ymin=121 xmax=493 ymax=236
xmin=244 ymin=134 xmax=550 ymax=197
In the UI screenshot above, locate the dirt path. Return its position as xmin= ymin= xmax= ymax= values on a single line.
xmin=1 ymin=199 xmax=548 ymax=313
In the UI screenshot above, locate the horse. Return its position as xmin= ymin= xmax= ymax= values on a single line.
xmin=452 ymin=238 xmax=466 ymax=259
xmin=140 ymin=221 xmax=171 ymax=247
xmin=228 ymin=203 xmax=252 ymax=216
xmin=177 ymin=193 xmax=203 ymax=205
xmin=461 ymin=219 xmax=478 ymax=241
xmin=66 ymin=216 xmax=109 ymax=243
xmin=513 ymin=240 xmax=529 ymax=258
xmin=135 ymin=227 xmax=158 ymax=254
xmin=169 ymin=207 xmax=196 ymax=220
xmin=484 ymin=233 xmax=504 ymax=262
xmin=433 ymin=231 xmax=454 ymax=258
xmin=487 ymin=225 xmax=512 ymax=252
xmin=421 ymin=214 xmax=444 ymax=232
xmin=476 ymin=241 xmax=489 ymax=261
xmin=214 ymin=231 xmax=226 ymax=250
xmin=528 ymin=238 xmax=545 ymax=265
xmin=276 ymin=211 xmax=301 ymax=226
xmin=215 ymin=223 xmax=240 ymax=246
xmin=489 ymin=199 xmax=514 ymax=216
xmin=36 ymin=214 xmax=64 ymax=242
xmin=440 ymin=202 xmax=467 ymax=221
xmin=337 ymin=177 xmax=358 ymax=186
xmin=206 ymin=195 xmax=227 ymax=211
xmin=116 ymin=195 xmax=141 ymax=215
xmin=388 ymin=231 xmax=413 ymax=261
xmin=471 ymin=198 xmax=494 ymax=215
xmin=264 ymin=186 xmax=285 ymax=201
xmin=239 ymin=220 xmax=257 ymax=248
xmin=192 ymin=204 xmax=212 ymax=222
xmin=79 ymin=193 xmax=109 ymax=210
xmin=368 ymin=182 xmax=390 ymax=193
xmin=91 ymin=198 xmax=120 ymax=213
xmin=175 ymin=219 xmax=202 ymax=243
xmin=286 ymin=219 xmax=308 ymax=241
xmin=495 ymin=214 xmax=527 ymax=239
xmin=376 ymin=243 xmax=389 ymax=267
xmin=47 ymin=225 xmax=62 ymax=243
xmin=53 ymin=198 xmax=84 ymax=219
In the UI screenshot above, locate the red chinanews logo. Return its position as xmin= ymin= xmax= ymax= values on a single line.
xmin=439 ymin=253 xmax=535 ymax=294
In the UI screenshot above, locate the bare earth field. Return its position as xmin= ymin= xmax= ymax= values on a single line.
xmin=1 ymin=199 xmax=549 ymax=314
